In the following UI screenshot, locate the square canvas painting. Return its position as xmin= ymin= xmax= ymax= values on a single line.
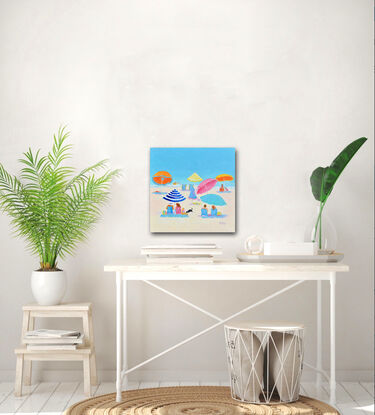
xmin=150 ymin=147 xmax=236 ymax=233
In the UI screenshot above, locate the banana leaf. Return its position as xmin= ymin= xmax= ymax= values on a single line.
xmin=310 ymin=137 xmax=367 ymax=203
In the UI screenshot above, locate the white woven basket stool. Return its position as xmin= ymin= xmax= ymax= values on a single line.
xmin=224 ymin=321 xmax=304 ymax=404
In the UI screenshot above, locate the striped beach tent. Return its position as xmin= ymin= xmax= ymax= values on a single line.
xmin=163 ymin=189 xmax=186 ymax=203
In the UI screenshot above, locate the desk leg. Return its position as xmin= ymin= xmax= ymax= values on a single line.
xmin=116 ymin=272 xmax=123 ymax=402
xmin=123 ymin=278 xmax=128 ymax=390
xmin=316 ymin=280 xmax=322 ymax=392
xmin=330 ymin=273 xmax=336 ymax=405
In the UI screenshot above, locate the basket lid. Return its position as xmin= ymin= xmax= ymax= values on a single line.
xmin=225 ymin=321 xmax=304 ymax=331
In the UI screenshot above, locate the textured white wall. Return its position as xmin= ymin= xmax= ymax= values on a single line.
xmin=0 ymin=0 xmax=373 ymax=379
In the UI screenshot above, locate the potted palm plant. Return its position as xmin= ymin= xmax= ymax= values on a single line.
xmin=0 ymin=127 xmax=120 ymax=305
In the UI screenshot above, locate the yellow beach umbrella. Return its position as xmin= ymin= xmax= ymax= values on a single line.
xmin=187 ymin=172 xmax=203 ymax=182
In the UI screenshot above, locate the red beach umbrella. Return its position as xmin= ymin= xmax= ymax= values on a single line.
xmin=197 ymin=178 xmax=217 ymax=195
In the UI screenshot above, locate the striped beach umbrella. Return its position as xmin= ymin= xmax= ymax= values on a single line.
xmin=163 ymin=189 xmax=186 ymax=203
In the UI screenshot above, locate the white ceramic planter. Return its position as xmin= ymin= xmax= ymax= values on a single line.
xmin=31 ymin=270 xmax=67 ymax=305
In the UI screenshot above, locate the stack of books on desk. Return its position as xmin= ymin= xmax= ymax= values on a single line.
xmin=141 ymin=244 xmax=223 ymax=263
xmin=24 ymin=329 xmax=84 ymax=351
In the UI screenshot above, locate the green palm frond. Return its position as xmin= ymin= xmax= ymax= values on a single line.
xmin=0 ymin=127 xmax=120 ymax=270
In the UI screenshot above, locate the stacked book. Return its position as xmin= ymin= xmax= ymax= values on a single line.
xmin=141 ymin=244 xmax=222 ymax=263
xmin=24 ymin=329 xmax=84 ymax=351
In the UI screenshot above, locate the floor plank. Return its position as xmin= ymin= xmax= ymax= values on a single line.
xmin=199 ymin=381 xmax=221 ymax=386
xmin=356 ymin=404 xmax=374 ymax=415
xmin=322 ymin=382 xmax=357 ymax=405
xmin=159 ymin=382 xmax=179 ymax=387
xmin=301 ymin=381 xmax=329 ymax=401
xmin=299 ymin=383 xmax=307 ymax=395
xmin=138 ymin=382 xmax=159 ymax=389
xmin=127 ymin=381 xmax=140 ymax=390
xmin=321 ymin=383 xmax=367 ymax=415
xmin=336 ymin=403 xmax=369 ymax=415
xmin=64 ymin=382 xmax=99 ymax=409
xmin=0 ymin=383 xmax=14 ymax=406
xmin=16 ymin=382 xmax=58 ymax=414
xmin=94 ymin=382 xmax=116 ymax=396
xmin=341 ymin=382 xmax=373 ymax=403
xmin=340 ymin=382 xmax=374 ymax=415
xmin=360 ymin=383 xmax=374 ymax=398
xmin=42 ymin=382 xmax=79 ymax=414
xmin=179 ymin=381 xmax=199 ymax=386
xmin=0 ymin=382 xmax=39 ymax=414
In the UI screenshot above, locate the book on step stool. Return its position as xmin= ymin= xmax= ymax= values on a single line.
xmin=23 ymin=333 xmax=84 ymax=344
xmin=25 ymin=329 xmax=81 ymax=338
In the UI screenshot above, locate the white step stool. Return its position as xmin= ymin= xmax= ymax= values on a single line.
xmin=14 ymin=302 xmax=97 ymax=397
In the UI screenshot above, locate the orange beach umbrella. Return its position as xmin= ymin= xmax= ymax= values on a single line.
xmin=216 ymin=174 xmax=233 ymax=182
xmin=153 ymin=171 xmax=172 ymax=185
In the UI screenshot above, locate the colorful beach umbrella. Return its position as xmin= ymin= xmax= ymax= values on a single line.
xmin=163 ymin=189 xmax=186 ymax=203
xmin=153 ymin=171 xmax=172 ymax=185
xmin=216 ymin=174 xmax=233 ymax=182
xmin=197 ymin=178 xmax=217 ymax=195
xmin=187 ymin=172 xmax=202 ymax=182
xmin=200 ymin=194 xmax=226 ymax=206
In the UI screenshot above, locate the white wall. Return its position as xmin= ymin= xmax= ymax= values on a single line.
xmin=0 ymin=0 xmax=373 ymax=380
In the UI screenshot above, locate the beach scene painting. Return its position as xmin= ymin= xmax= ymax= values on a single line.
xmin=150 ymin=147 xmax=236 ymax=233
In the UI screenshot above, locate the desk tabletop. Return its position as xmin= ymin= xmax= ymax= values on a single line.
xmin=104 ymin=259 xmax=349 ymax=273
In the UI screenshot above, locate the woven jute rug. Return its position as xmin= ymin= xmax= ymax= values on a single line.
xmin=64 ymin=386 xmax=339 ymax=415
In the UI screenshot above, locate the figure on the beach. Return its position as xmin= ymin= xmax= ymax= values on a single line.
xmin=175 ymin=203 xmax=182 ymax=215
xmin=189 ymin=184 xmax=197 ymax=199
xmin=219 ymin=184 xmax=229 ymax=192
xmin=201 ymin=204 xmax=208 ymax=216
xmin=211 ymin=205 xmax=217 ymax=216
xmin=166 ymin=204 xmax=174 ymax=214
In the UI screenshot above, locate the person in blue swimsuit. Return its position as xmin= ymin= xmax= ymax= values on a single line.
xmin=201 ymin=204 xmax=208 ymax=216
xmin=166 ymin=204 xmax=173 ymax=214
xmin=189 ymin=185 xmax=197 ymax=199
xmin=211 ymin=205 xmax=217 ymax=216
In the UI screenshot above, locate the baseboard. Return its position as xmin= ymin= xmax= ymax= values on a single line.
xmin=0 ymin=369 xmax=373 ymax=382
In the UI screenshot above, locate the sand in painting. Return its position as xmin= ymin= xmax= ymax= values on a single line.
xmin=150 ymin=186 xmax=236 ymax=233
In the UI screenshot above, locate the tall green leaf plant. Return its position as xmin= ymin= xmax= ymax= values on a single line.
xmin=310 ymin=137 xmax=367 ymax=249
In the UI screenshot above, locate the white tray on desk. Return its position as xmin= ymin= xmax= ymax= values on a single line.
xmin=237 ymin=253 xmax=344 ymax=263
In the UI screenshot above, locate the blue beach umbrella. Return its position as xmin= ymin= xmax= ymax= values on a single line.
xmin=200 ymin=194 xmax=226 ymax=206
xmin=163 ymin=189 xmax=186 ymax=203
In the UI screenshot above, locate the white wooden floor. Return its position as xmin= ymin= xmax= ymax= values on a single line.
xmin=0 ymin=381 xmax=372 ymax=415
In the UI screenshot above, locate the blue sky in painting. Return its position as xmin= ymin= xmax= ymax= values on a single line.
xmin=150 ymin=148 xmax=236 ymax=186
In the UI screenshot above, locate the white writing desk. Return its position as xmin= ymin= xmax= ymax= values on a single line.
xmin=104 ymin=260 xmax=349 ymax=404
